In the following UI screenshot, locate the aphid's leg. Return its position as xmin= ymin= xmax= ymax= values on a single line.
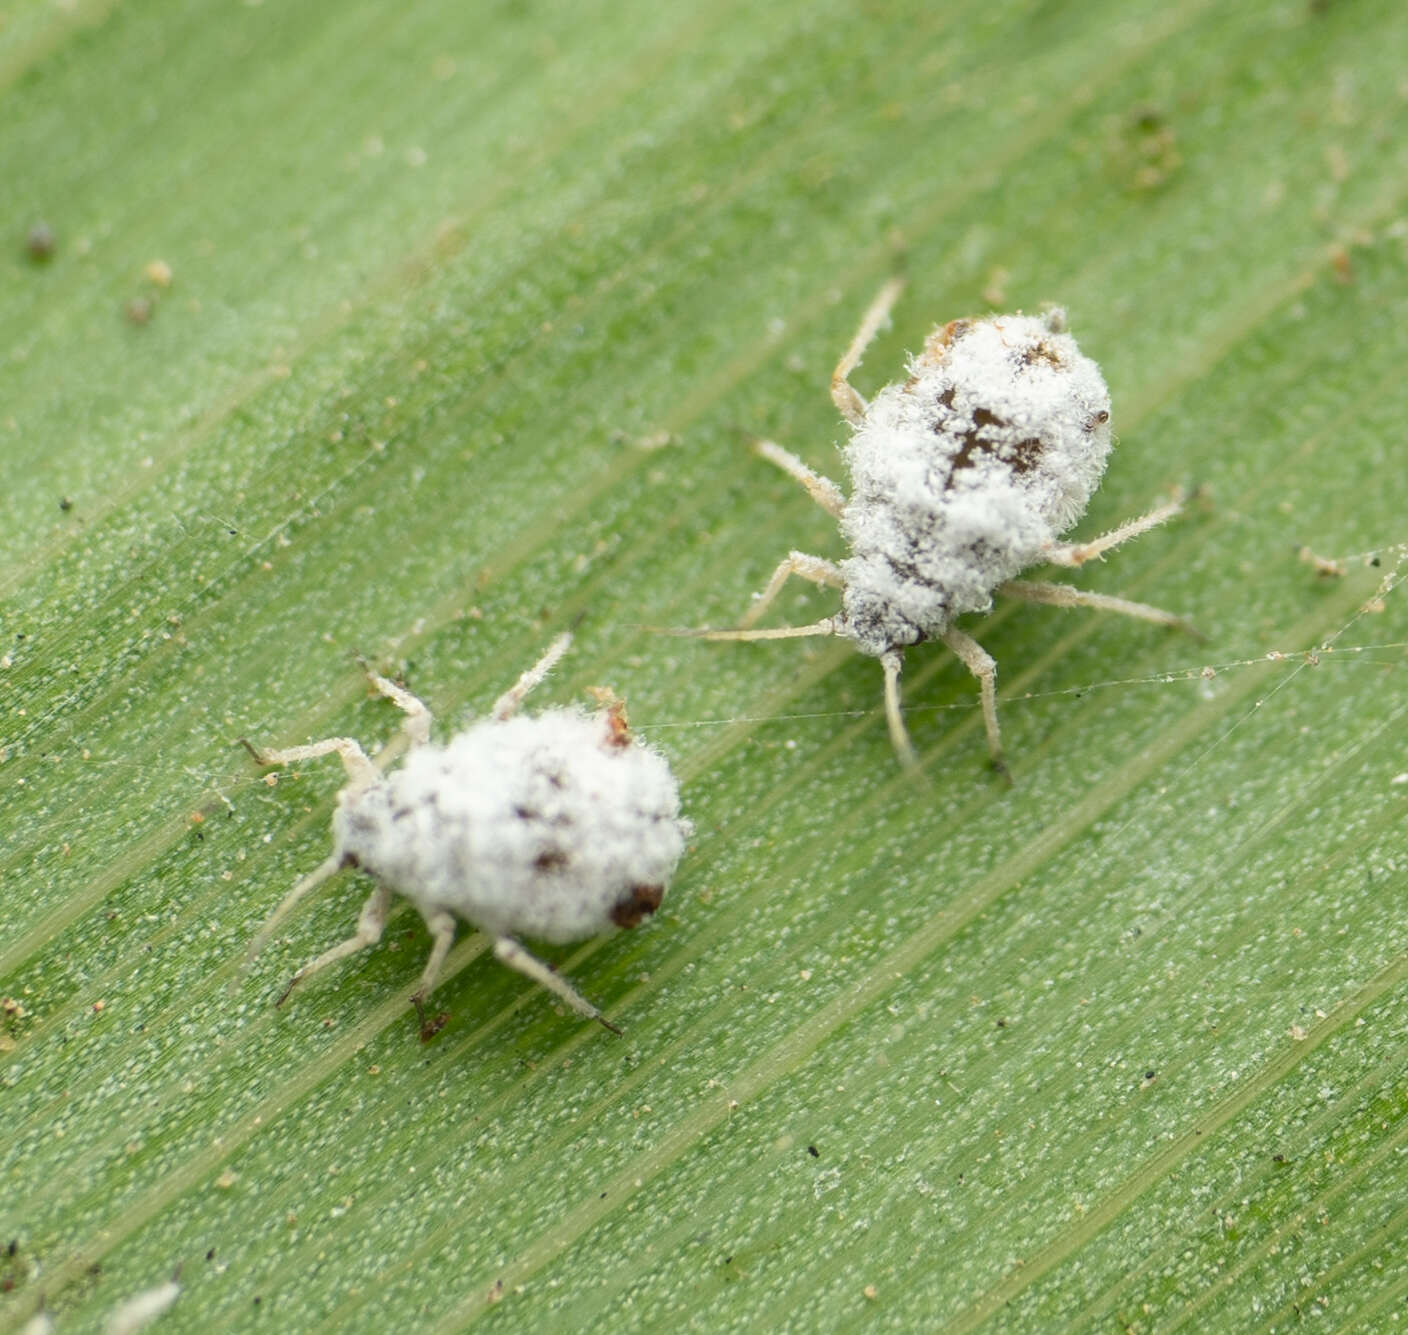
xmin=242 ymin=735 xmax=377 ymax=788
xmin=275 ymin=885 xmax=392 ymax=1006
xmin=1000 ymin=579 xmax=1200 ymax=639
xmin=408 ymin=909 xmax=457 ymax=1042
xmin=366 ymin=672 xmax=433 ymax=749
xmin=752 ymin=439 xmax=846 ymax=518
xmin=674 ymin=618 xmax=838 ymax=643
xmin=880 ymin=650 xmax=920 ymax=771
xmin=1043 ymin=495 xmax=1183 ymax=567
xmin=940 ymin=627 xmax=1008 ymax=776
xmin=492 ymin=936 xmax=621 ymax=1035
xmin=740 ymin=551 xmax=844 ymax=629
xmin=491 ymin=631 xmax=573 ymax=721
xmin=831 ymin=276 xmax=907 ymax=425
xmin=244 ymin=851 xmax=351 ymax=967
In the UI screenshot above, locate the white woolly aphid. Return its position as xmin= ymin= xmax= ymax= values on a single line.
xmin=245 ymin=635 xmax=690 ymax=1036
xmin=839 ymin=309 xmax=1113 ymax=657
xmin=690 ymin=283 xmax=1190 ymax=769
xmin=338 ymin=709 xmax=687 ymax=945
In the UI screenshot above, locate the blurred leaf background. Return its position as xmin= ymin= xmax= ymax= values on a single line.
xmin=3 ymin=0 xmax=1407 ymax=1330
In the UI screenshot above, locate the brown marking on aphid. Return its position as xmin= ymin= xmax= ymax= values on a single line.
xmin=940 ymin=405 xmax=1046 ymax=488
xmin=587 ymin=685 xmax=632 ymax=749
xmin=611 ymin=884 xmax=663 ymax=928
xmin=914 ymin=318 xmax=972 ymax=373
xmin=1008 ymin=437 xmax=1045 ymax=474
xmin=1022 ymin=340 xmax=1063 ymax=367
xmin=533 ymin=848 xmax=570 ymax=872
xmin=1085 ymin=409 xmax=1110 ymax=432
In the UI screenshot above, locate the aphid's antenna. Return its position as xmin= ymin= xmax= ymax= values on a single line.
xmin=657 ymin=618 xmax=838 ymax=642
xmin=491 ymin=631 xmax=573 ymax=720
xmin=243 ymin=852 xmax=349 ymax=969
xmin=880 ymin=652 xmax=920 ymax=771
xmin=366 ymin=672 xmax=433 ymax=748
xmin=831 ymin=275 xmax=906 ymax=425
xmin=239 ymin=735 xmax=377 ymax=788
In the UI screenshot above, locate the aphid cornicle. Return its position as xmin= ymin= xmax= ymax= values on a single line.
xmin=689 ymin=279 xmax=1194 ymax=769
xmin=244 ymin=634 xmax=690 ymax=1038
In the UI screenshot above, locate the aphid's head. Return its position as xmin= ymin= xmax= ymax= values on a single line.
xmin=329 ymin=774 xmax=392 ymax=881
xmin=874 ymin=308 xmax=1117 ymax=539
xmin=917 ymin=317 xmax=972 ymax=365
xmin=918 ymin=307 xmax=1075 ymax=376
xmin=919 ymin=309 xmax=1113 ymax=436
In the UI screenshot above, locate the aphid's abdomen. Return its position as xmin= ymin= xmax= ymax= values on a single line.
xmin=338 ymin=711 xmax=687 ymax=945
xmin=839 ymin=486 xmax=1048 ymax=654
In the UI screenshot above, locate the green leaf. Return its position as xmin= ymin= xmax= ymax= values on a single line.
xmin=4 ymin=0 xmax=1407 ymax=1329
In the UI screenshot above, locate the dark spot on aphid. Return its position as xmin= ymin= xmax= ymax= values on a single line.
xmin=1145 ymin=1069 xmax=1156 ymax=1080
xmin=59 ymin=496 xmax=73 ymax=512
xmin=206 ymin=1249 xmax=215 ymax=1261
xmin=342 ymin=851 xmax=360 ymax=869
xmin=995 ymin=1017 xmax=1006 ymax=1028
xmin=973 ymin=406 xmax=1003 ymax=432
xmin=533 ymin=849 xmax=569 ymax=873
xmin=931 ymin=317 xmax=971 ymax=352
xmin=1009 ymin=437 xmax=1044 ymax=474
xmin=392 ymin=806 xmax=413 ymax=822
xmin=1022 ymin=340 xmax=1062 ymax=367
xmin=611 ymin=883 xmax=663 ymax=928
xmin=601 ymin=699 xmax=631 ymax=749
xmin=513 ymin=805 xmax=540 ymax=821
xmin=808 ymin=1145 xmax=819 ymax=1157
xmin=942 ymin=406 xmax=1046 ymax=488
xmin=1085 ymin=409 xmax=1110 ymax=431
xmin=910 ymin=320 xmax=974 ymax=381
